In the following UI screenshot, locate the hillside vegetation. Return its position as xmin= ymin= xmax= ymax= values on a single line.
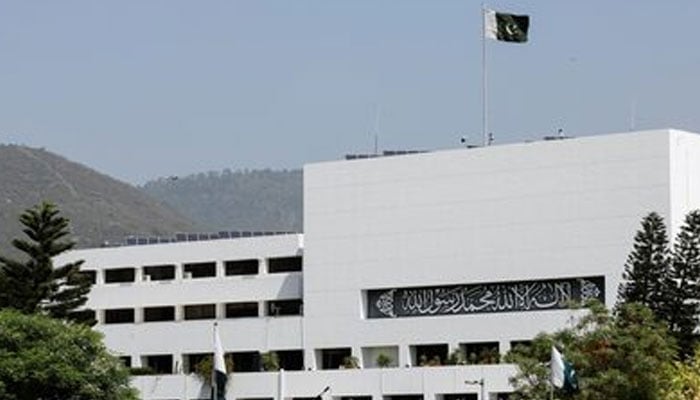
xmin=141 ymin=169 xmax=302 ymax=233
xmin=0 ymin=144 xmax=200 ymax=254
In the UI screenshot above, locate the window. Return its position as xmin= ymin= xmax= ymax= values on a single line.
xmin=443 ymin=395 xmax=477 ymax=400
xmin=144 ymin=306 xmax=175 ymax=322
xmin=412 ymin=344 xmax=448 ymax=366
xmin=384 ymin=396 xmax=423 ymax=400
xmin=119 ymin=356 xmax=132 ymax=368
xmin=80 ymin=270 xmax=97 ymax=284
xmin=143 ymin=354 xmax=173 ymax=374
xmin=462 ymin=342 xmax=500 ymax=365
xmin=77 ymin=309 xmax=97 ymax=324
xmin=267 ymin=299 xmax=302 ymax=316
xmin=362 ymin=346 xmax=399 ymax=368
xmin=104 ymin=308 xmax=135 ymax=324
xmin=183 ymin=262 xmax=216 ymax=278
xmin=510 ymin=340 xmax=532 ymax=352
xmin=267 ymin=256 xmax=302 ymax=273
xmin=225 ymin=302 xmax=258 ymax=318
xmin=143 ymin=265 xmax=175 ymax=281
xmin=231 ymin=351 xmax=261 ymax=372
xmin=184 ymin=304 xmax=216 ymax=320
xmin=319 ymin=348 xmax=351 ymax=370
xmin=277 ymin=350 xmax=304 ymax=371
xmin=184 ymin=353 xmax=212 ymax=373
xmin=225 ymin=259 xmax=259 ymax=276
xmin=104 ymin=268 xmax=135 ymax=283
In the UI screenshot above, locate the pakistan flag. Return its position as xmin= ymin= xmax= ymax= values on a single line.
xmin=551 ymin=346 xmax=579 ymax=394
xmin=485 ymin=10 xmax=530 ymax=43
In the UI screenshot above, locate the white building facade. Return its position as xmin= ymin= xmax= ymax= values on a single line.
xmin=57 ymin=129 xmax=700 ymax=400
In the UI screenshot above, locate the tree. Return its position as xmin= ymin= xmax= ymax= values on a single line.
xmin=0 ymin=202 xmax=94 ymax=325
xmin=667 ymin=210 xmax=700 ymax=358
xmin=0 ymin=309 xmax=137 ymax=400
xmin=661 ymin=347 xmax=700 ymax=400
xmin=617 ymin=212 xmax=671 ymax=319
xmin=506 ymin=302 xmax=676 ymax=400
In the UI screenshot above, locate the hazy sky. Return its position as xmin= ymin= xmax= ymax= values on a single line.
xmin=1 ymin=1 xmax=699 ymax=184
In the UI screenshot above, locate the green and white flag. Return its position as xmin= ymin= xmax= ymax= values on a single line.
xmin=212 ymin=323 xmax=228 ymax=400
xmin=551 ymin=346 xmax=579 ymax=393
xmin=484 ymin=10 xmax=529 ymax=43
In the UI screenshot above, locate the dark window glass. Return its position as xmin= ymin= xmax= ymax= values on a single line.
xmin=185 ymin=353 xmax=212 ymax=373
xmin=462 ymin=342 xmax=500 ymax=365
xmin=144 ymin=306 xmax=175 ymax=322
xmin=267 ymin=299 xmax=302 ymax=316
xmin=231 ymin=351 xmax=261 ymax=372
xmin=184 ymin=304 xmax=216 ymax=320
xmin=414 ymin=344 xmax=448 ymax=366
xmin=144 ymin=354 xmax=173 ymax=374
xmin=119 ymin=356 xmax=132 ymax=368
xmin=104 ymin=268 xmax=135 ymax=283
xmin=277 ymin=350 xmax=304 ymax=371
xmin=510 ymin=340 xmax=532 ymax=352
xmin=80 ymin=270 xmax=97 ymax=284
xmin=225 ymin=259 xmax=259 ymax=276
xmin=385 ymin=396 xmax=423 ymax=400
xmin=104 ymin=308 xmax=135 ymax=324
xmin=143 ymin=265 xmax=175 ymax=281
xmin=80 ymin=309 xmax=97 ymax=322
xmin=225 ymin=302 xmax=258 ymax=318
xmin=267 ymin=256 xmax=302 ymax=273
xmin=320 ymin=348 xmax=351 ymax=370
xmin=444 ymin=395 xmax=477 ymax=400
xmin=183 ymin=262 xmax=216 ymax=278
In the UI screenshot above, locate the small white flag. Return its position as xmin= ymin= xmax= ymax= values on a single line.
xmin=212 ymin=323 xmax=228 ymax=400
xmin=551 ymin=346 xmax=566 ymax=388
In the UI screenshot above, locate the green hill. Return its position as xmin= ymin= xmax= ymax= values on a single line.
xmin=140 ymin=169 xmax=302 ymax=233
xmin=0 ymin=144 xmax=200 ymax=253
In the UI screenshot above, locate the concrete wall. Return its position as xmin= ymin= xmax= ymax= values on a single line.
xmin=302 ymin=129 xmax=680 ymax=369
xmin=132 ymin=364 xmax=516 ymax=400
xmin=56 ymin=234 xmax=305 ymax=366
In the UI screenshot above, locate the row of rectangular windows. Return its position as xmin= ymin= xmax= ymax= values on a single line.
xmin=126 ymin=341 xmax=532 ymax=374
xmin=81 ymin=256 xmax=302 ymax=284
xmin=102 ymin=299 xmax=303 ymax=324
xmin=125 ymin=349 xmax=304 ymax=374
xmin=160 ymin=395 xmax=510 ymax=400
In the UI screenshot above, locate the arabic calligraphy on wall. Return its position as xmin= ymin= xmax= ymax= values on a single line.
xmin=366 ymin=276 xmax=605 ymax=319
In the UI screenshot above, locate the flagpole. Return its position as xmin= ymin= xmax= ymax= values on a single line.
xmin=481 ymin=3 xmax=488 ymax=147
xmin=213 ymin=323 xmax=218 ymax=400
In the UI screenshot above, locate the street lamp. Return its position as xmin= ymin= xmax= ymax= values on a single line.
xmin=465 ymin=379 xmax=485 ymax=400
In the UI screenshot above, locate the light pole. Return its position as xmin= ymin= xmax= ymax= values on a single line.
xmin=465 ymin=378 xmax=485 ymax=400
xmin=314 ymin=386 xmax=331 ymax=400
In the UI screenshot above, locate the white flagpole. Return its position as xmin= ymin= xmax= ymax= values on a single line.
xmin=481 ymin=3 xmax=488 ymax=147
xmin=213 ymin=323 xmax=217 ymax=400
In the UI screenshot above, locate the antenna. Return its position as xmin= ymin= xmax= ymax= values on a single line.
xmin=372 ymin=104 xmax=381 ymax=155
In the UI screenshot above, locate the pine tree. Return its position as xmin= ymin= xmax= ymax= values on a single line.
xmin=0 ymin=202 xmax=94 ymax=325
xmin=667 ymin=210 xmax=700 ymax=358
xmin=617 ymin=212 xmax=671 ymax=319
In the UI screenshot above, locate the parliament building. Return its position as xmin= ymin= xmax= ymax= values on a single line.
xmin=56 ymin=129 xmax=700 ymax=400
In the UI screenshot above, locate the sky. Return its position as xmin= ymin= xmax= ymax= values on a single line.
xmin=1 ymin=1 xmax=699 ymax=184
